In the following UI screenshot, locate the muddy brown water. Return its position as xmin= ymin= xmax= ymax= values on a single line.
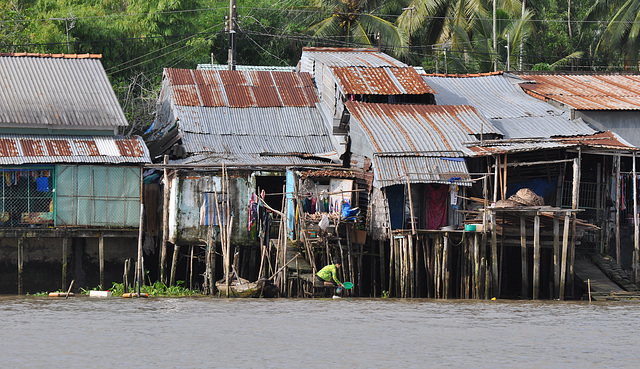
xmin=0 ymin=296 xmax=638 ymax=368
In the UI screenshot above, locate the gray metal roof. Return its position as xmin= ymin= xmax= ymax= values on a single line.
xmin=0 ymin=54 xmax=128 ymax=129
xmin=373 ymin=156 xmax=471 ymax=188
xmin=300 ymin=47 xmax=408 ymax=68
xmin=422 ymin=74 xmax=596 ymax=139
xmin=174 ymin=105 xmax=336 ymax=157
xmin=0 ymin=134 xmax=150 ymax=165
xmin=171 ymin=152 xmax=334 ymax=166
xmin=197 ymin=64 xmax=296 ymax=72
xmin=347 ymin=101 xmax=500 ymax=157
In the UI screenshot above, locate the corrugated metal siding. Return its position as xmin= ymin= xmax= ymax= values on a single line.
xmin=373 ymin=156 xmax=471 ymax=187
xmin=164 ymin=68 xmax=318 ymax=108
xmin=174 ymin=106 xmax=335 ymax=155
xmin=519 ymin=74 xmax=640 ymax=110
xmin=423 ymin=74 xmax=596 ymax=139
xmin=172 ymin=152 xmax=331 ymax=166
xmin=0 ymin=55 xmax=128 ymax=128
xmin=300 ymin=48 xmax=408 ymax=68
xmin=0 ymin=134 xmax=150 ymax=164
xmin=346 ymin=101 xmax=498 ymax=156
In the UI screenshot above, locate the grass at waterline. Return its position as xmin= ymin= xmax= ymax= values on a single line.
xmin=106 ymin=281 xmax=203 ymax=297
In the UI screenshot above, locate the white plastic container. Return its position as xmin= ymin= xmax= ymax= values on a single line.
xmin=89 ymin=290 xmax=112 ymax=298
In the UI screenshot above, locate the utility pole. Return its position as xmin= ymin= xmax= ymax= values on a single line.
xmin=402 ymin=6 xmax=415 ymax=56
xmin=227 ymin=0 xmax=237 ymax=71
xmin=506 ymin=33 xmax=510 ymax=71
xmin=493 ymin=0 xmax=497 ymax=71
xmin=520 ymin=0 xmax=525 ymax=70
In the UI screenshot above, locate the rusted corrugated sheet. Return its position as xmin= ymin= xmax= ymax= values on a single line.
xmin=165 ymin=68 xmax=319 ymax=108
xmin=423 ymin=74 xmax=596 ymax=139
xmin=373 ymin=156 xmax=471 ymax=187
xmin=0 ymin=54 xmax=128 ymax=129
xmin=554 ymin=131 xmax=637 ymax=150
xmin=0 ymin=135 xmax=151 ymax=164
xmin=331 ymin=66 xmax=433 ymax=95
xmin=519 ymin=74 xmax=640 ymax=110
xmin=347 ymin=101 xmax=499 ymax=156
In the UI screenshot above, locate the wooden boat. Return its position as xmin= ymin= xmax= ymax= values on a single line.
xmin=215 ymin=277 xmax=279 ymax=298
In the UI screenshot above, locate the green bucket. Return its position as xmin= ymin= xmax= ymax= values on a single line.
xmin=343 ymin=282 xmax=354 ymax=290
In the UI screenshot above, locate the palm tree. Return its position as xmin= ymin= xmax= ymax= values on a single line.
xmin=307 ymin=0 xmax=409 ymax=57
xmin=586 ymin=0 xmax=640 ymax=67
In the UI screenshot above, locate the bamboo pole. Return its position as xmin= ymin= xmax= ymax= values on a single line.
xmin=553 ymin=216 xmax=560 ymax=299
xmin=406 ymin=175 xmax=416 ymax=235
xmin=206 ymin=225 xmax=215 ymax=295
xmin=442 ymin=233 xmax=448 ymax=299
xmin=533 ymin=212 xmax=541 ymax=300
xmin=99 ymin=234 xmax=104 ymax=289
xmin=137 ymin=202 xmax=144 ymax=296
xmin=160 ymin=155 xmax=170 ymax=284
xmin=62 ymin=237 xmax=68 ymax=291
xmin=559 ymin=212 xmax=570 ymax=300
xmin=570 ymin=156 xmax=580 ymax=297
xmin=503 ymin=153 xmax=508 ymax=200
xmin=633 ymin=152 xmax=639 ymax=283
xmin=17 ymin=237 xmax=23 ymax=295
xmin=474 ymin=233 xmax=479 ymax=299
xmin=520 ymin=215 xmax=528 ymax=299
xmin=379 ymin=239 xmax=385 ymax=297
xmin=616 ymin=155 xmax=621 ymax=267
xmin=388 ymin=237 xmax=394 ymax=295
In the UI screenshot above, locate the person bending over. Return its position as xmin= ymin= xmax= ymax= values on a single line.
xmin=316 ymin=259 xmax=345 ymax=289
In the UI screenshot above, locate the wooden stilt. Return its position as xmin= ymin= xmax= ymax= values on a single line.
xmin=520 ymin=215 xmax=528 ymax=299
xmin=533 ymin=212 xmax=541 ymax=300
xmin=379 ymin=239 xmax=385 ymax=297
xmin=170 ymin=244 xmax=180 ymax=286
xmin=634 ymin=152 xmax=640 ymax=284
xmin=99 ymin=233 xmax=104 ymax=289
xmin=616 ymin=155 xmax=621 ymax=267
xmin=160 ymin=155 xmax=170 ymax=284
xmin=553 ymin=217 xmax=560 ymax=299
xmin=559 ymin=212 xmax=570 ymax=300
xmin=491 ymin=209 xmax=499 ymax=298
xmin=442 ymin=233 xmax=449 ymax=299
xmin=408 ymin=235 xmax=415 ymax=297
xmin=18 ymin=237 xmax=24 ymax=295
xmin=62 ymin=237 xmax=69 ymax=291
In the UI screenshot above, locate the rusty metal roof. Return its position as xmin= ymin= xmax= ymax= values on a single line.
xmin=301 ymin=47 xmax=408 ymax=68
xmin=164 ymin=68 xmax=318 ymax=108
xmin=518 ymin=74 xmax=640 ymax=110
xmin=373 ymin=156 xmax=471 ymax=187
xmin=468 ymin=131 xmax=637 ymax=155
xmin=346 ymin=101 xmax=499 ymax=157
xmin=331 ymin=66 xmax=434 ymax=95
xmin=0 ymin=54 xmax=127 ymax=129
xmin=0 ymin=134 xmax=150 ymax=165
xmin=423 ymin=74 xmax=596 ymax=139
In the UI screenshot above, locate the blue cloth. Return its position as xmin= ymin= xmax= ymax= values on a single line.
xmin=36 ymin=177 xmax=49 ymax=192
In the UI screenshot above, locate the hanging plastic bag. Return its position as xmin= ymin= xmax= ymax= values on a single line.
xmin=319 ymin=214 xmax=329 ymax=230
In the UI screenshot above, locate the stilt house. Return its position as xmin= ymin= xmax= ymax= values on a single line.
xmin=0 ymin=53 xmax=151 ymax=294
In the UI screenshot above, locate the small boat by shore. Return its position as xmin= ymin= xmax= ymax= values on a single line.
xmin=215 ymin=277 xmax=279 ymax=298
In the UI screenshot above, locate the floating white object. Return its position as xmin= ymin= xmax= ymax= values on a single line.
xmin=89 ymin=290 xmax=112 ymax=297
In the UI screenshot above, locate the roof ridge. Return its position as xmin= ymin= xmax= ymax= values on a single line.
xmin=0 ymin=52 xmax=102 ymax=59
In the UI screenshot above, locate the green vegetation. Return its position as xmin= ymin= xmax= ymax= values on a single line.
xmin=2 ymin=0 xmax=640 ymax=130
xmin=109 ymin=281 xmax=203 ymax=297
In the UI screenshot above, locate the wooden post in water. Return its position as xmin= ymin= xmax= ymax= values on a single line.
xmin=137 ymin=203 xmax=144 ymax=295
xmin=616 ymin=155 xmax=621 ymax=267
xmin=633 ymin=152 xmax=639 ymax=284
xmin=473 ymin=232 xmax=479 ymax=299
xmin=533 ymin=211 xmax=541 ymax=300
xmin=160 ymin=155 xmax=170 ymax=284
xmin=559 ymin=212 xmax=570 ymax=300
xmin=491 ymin=209 xmax=499 ymax=298
xmin=62 ymin=237 xmax=69 ymax=291
xmin=442 ymin=233 xmax=449 ymax=299
xmin=553 ymin=216 xmax=560 ymax=299
xmin=408 ymin=234 xmax=415 ymax=297
xmin=570 ymin=156 xmax=580 ymax=296
xmin=520 ymin=215 xmax=528 ymax=299
xmin=99 ymin=234 xmax=104 ymax=289
xmin=18 ymin=237 xmax=24 ymax=295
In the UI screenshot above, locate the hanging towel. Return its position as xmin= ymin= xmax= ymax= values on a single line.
xmin=37 ymin=177 xmax=50 ymax=192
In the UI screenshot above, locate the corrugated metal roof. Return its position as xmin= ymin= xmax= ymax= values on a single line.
xmin=300 ymin=47 xmax=408 ymax=68
xmin=0 ymin=134 xmax=150 ymax=165
xmin=164 ymin=68 xmax=318 ymax=108
xmin=422 ymin=74 xmax=596 ymax=139
xmin=173 ymin=106 xmax=336 ymax=157
xmin=373 ymin=156 xmax=471 ymax=187
xmin=0 ymin=54 xmax=128 ymax=129
xmin=172 ymin=153 xmax=332 ymax=166
xmin=518 ymin=74 xmax=640 ymax=110
xmin=346 ymin=101 xmax=499 ymax=156
xmin=468 ymin=131 xmax=637 ymax=155
xmin=196 ymin=64 xmax=296 ymax=72
xmin=331 ymin=66 xmax=434 ymax=95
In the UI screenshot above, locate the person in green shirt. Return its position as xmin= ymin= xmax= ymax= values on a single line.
xmin=315 ymin=259 xmax=345 ymax=288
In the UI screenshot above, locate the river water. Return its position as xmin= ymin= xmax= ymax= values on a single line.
xmin=0 ymin=296 xmax=637 ymax=369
